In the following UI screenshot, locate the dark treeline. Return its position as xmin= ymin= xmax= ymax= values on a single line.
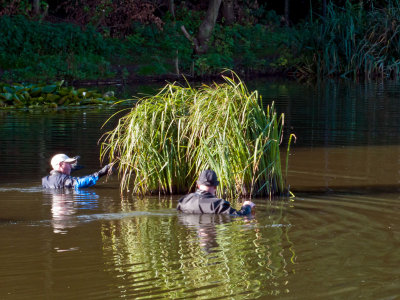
xmin=0 ymin=0 xmax=399 ymax=82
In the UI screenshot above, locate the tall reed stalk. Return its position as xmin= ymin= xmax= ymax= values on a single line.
xmin=293 ymin=1 xmax=400 ymax=79
xmin=100 ymin=73 xmax=289 ymax=198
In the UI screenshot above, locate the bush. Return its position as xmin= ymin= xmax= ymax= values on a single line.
xmin=0 ymin=11 xmax=289 ymax=81
xmin=100 ymin=73 xmax=289 ymax=198
xmin=191 ymin=23 xmax=288 ymax=75
xmin=0 ymin=15 xmax=114 ymax=81
xmin=0 ymin=15 xmax=108 ymax=55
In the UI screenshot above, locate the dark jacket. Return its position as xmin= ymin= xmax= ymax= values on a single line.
xmin=177 ymin=189 xmax=252 ymax=215
xmin=42 ymin=170 xmax=99 ymax=189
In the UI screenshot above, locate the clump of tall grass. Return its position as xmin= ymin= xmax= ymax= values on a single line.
xmin=100 ymin=73 xmax=289 ymax=198
xmin=292 ymin=1 xmax=400 ymax=79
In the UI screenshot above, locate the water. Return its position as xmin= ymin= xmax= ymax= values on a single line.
xmin=1 ymin=79 xmax=399 ymax=299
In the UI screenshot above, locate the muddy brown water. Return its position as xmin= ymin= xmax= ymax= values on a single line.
xmin=0 ymin=79 xmax=399 ymax=299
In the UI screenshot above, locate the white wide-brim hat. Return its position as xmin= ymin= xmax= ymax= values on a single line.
xmin=51 ymin=154 xmax=77 ymax=169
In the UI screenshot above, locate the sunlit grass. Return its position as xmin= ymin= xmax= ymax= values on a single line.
xmin=100 ymin=72 xmax=291 ymax=198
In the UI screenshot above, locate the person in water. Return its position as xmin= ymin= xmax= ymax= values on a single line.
xmin=177 ymin=170 xmax=255 ymax=215
xmin=42 ymin=153 xmax=111 ymax=189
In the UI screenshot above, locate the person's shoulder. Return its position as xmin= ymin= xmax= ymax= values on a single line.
xmin=178 ymin=192 xmax=196 ymax=202
xmin=51 ymin=171 xmax=75 ymax=184
xmin=49 ymin=170 xmax=64 ymax=177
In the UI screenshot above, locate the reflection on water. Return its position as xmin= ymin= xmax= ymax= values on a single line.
xmin=286 ymin=145 xmax=400 ymax=193
xmin=254 ymin=79 xmax=400 ymax=147
xmin=178 ymin=213 xmax=233 ymax=253
xmin=45 ymin=189 xmax=99 ymax=234
xmin=287 ymin=193 xmax=400 ymax=299
xmin=0 ymin=186 xmax=399 ymax=298
xmin=0 ymin=79 xmax=400 ymax=299
xmin=100 ymin=198 xmax=294 ymax=298
xmin=0 ymin=107 xmax=121 ymax=183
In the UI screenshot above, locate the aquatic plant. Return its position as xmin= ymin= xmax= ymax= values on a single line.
xmin=0 ymin=81 xmax=117 ymax=109
xmin=100 ymin=73 xmax=290 ymax=198
xmin=292 ymin=1 xmax=400 ymax=79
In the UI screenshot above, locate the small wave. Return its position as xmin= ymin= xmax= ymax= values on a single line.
xmin=238 ymin=223 xmax=292 ymax=229
xmin=0 ymin=211 xmax=176 ymax=227
xmin=77 ymin=210 xmax=176 ymax=221
xmin=0 ymin=186 xmax=43 ymax=193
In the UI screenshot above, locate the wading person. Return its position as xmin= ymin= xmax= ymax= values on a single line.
xmin=177 ymin=170 xmax=255 ymax=215
xmin=42 ymin=153 xmax=111 ymax=189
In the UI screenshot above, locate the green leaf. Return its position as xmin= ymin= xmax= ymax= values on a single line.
xmin=41 ymin=85 xmax=57 ymax=93
xmin=4 ymin=86 xmax=14 ymax=93
xmin=30 ymin=87 xmax=42 ymax=97
xmin=0 ymin=93 xmax=13 ymax=101
xmin=56 ymin=80 xmax=64 ymax=88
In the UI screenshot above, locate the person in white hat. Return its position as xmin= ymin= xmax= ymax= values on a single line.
xmin=42 ymin=153 xmax=112 ymax=189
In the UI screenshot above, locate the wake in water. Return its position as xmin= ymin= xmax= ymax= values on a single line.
xmin=0 ymin=209 xmax=177 ymax=227
xmin=77 ymin=210 xmax=177 ymax=221
xmin=0 ymin=186 xmax=43 ymax=193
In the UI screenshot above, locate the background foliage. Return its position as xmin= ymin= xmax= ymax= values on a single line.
xmin=0 ymin=0 xmax=399 ymax=81
xmin=291 ymin=1 xmax=400 ymax=79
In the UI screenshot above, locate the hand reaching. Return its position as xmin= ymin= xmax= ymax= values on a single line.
xmin=243 ymin=200 xmax=255 ymax=208
xmin=97 ymin=163 xmax=113 ymax=178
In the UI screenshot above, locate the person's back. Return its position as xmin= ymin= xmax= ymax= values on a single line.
xmin=177 ymin=170 xmax=254 ymax=216
xmin=42 ymin=170 xmax=75 ymax=189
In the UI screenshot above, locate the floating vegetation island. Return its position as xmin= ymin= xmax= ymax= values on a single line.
xmin=101 ymin=73 xmax=293 ymax=198
xmin=0 ymin=81 xmax=117 ymax=109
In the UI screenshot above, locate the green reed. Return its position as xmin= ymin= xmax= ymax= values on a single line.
xmin=293 ymin=1 xmax=400 ymax=79
xmin=100 ymin=73 xmax=289 ymax=198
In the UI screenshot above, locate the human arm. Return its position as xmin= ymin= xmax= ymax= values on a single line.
xmin=94 ymin=164 xmax=112 ymax=178
xmin=72 ymin=164 xmax=113 ymax=189
xmin=225 ymin=200 xmax=255 ymax=216
xmin=73 ymin=174 xmax=99 ymax=189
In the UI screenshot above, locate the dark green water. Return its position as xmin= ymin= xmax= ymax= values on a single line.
xmin=0 ymin=79 xmax=399 ymax=299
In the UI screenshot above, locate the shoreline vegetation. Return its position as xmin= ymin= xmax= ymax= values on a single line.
xmin=0 ymin=1 xmax=399 ymax=85
xmin=0 ymin=80 xmax=118 ymax=109
xmin=100 ymin=73 xmax=292 ymax=198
